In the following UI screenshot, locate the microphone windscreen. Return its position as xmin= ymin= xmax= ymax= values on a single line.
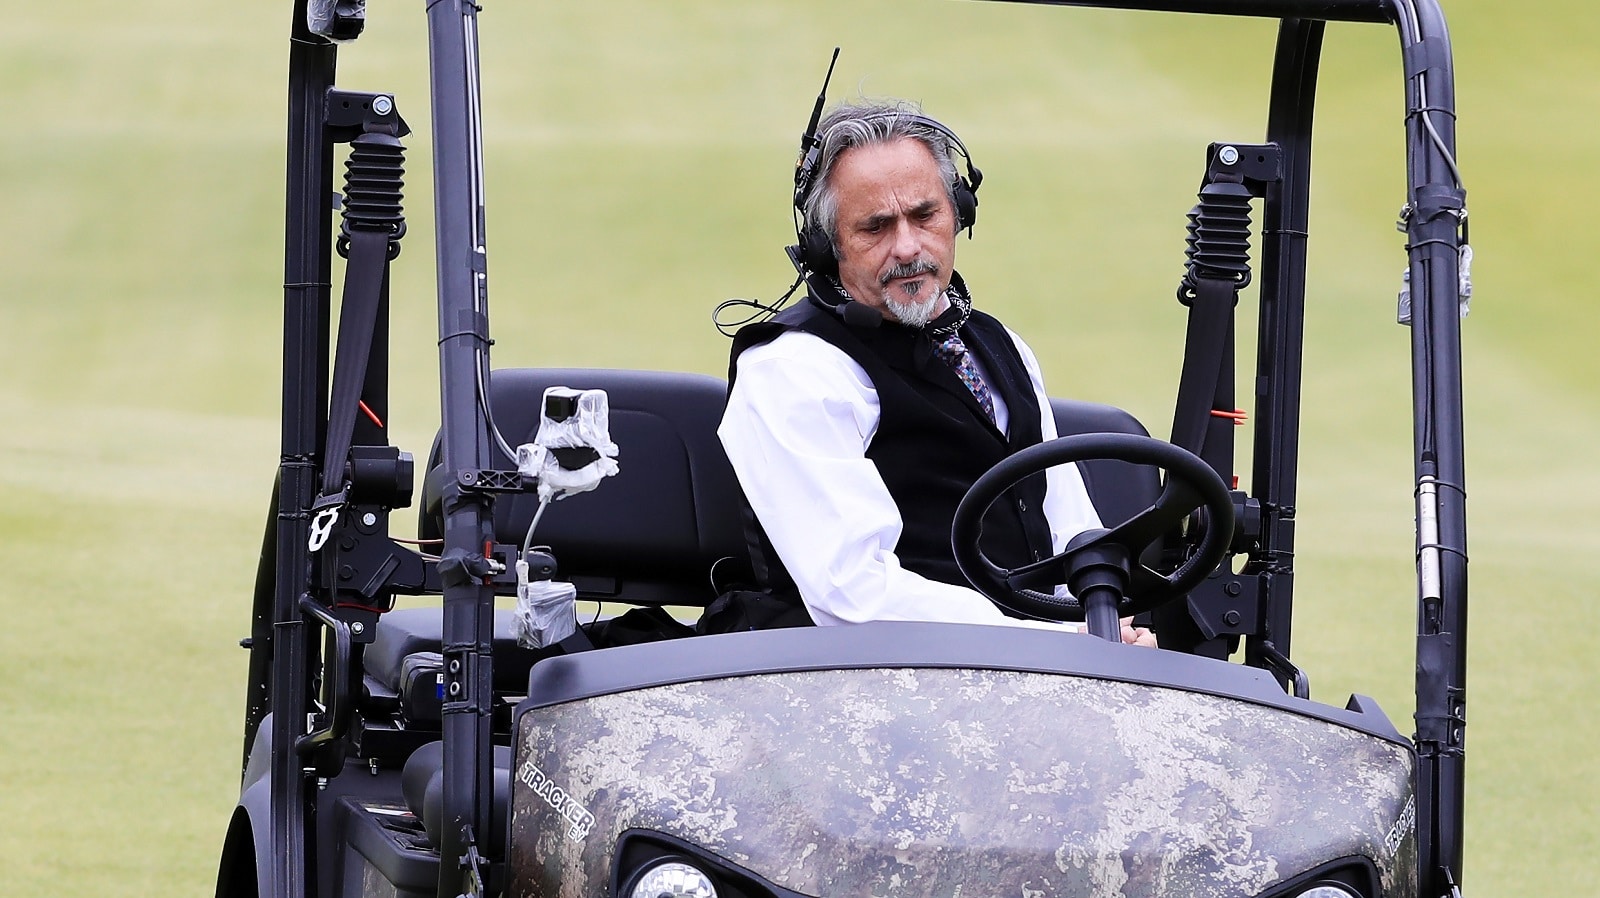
xmin=841 ymin=301 xmax=884 ymax=329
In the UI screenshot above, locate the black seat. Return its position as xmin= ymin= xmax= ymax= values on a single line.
xmin=1049 ymin=397 xmax=1162 ymax=526
xmin=416 ymin=370 xmax=1159 ymax=606
xmin=419 ymin=368 xmax=751 ymax=607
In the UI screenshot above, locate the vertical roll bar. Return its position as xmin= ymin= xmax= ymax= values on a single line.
xmin=1247 ymin=17 xmax=1323 ymax=680
xmin=267 ymin=4 xmax=337 ymax=898
xmin=424 ymin=0 xmax=499 ymax=894
xmin=1393 ymin=1 xmax=1469 ymax=893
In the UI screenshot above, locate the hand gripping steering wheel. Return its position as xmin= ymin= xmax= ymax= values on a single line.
xmin=951 ymin=433 xmax=1235 ymax=641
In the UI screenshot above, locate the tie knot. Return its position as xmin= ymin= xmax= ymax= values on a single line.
xmin=934 ymin=332 xmax=970 ymax=364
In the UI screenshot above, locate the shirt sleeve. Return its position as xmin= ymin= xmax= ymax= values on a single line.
xmin=719 ymin=330 xmax=1083 ymax=633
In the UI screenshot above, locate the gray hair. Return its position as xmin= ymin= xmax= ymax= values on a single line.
xmin=802 ymin=100 xmax=963 ymax=250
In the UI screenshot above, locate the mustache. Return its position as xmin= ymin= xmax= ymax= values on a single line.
xmin=879 ymin=258 xmax=938 ymax=286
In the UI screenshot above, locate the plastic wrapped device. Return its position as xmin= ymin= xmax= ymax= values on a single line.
xmin=515 ymin=555 xmax=578 ymax=649
xmin=306 ymin=0 xmax=366 ymax=41
xmin=515 ymin=387 xmax=620 ymax=502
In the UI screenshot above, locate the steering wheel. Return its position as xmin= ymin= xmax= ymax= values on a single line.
xmin=951 ymin=432 xmax=1235 ymax=640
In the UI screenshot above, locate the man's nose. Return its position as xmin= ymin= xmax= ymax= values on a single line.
xmin=889 ymin=218 xmax=921 ymax=260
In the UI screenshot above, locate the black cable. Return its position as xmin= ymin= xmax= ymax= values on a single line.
xmin=712 ymin=270 xmax=805 ymax=338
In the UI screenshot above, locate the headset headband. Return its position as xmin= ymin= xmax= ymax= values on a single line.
xmin=793 ymin=111 xmax=983 ymax=216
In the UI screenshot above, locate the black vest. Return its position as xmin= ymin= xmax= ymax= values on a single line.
xmin=727 ymin=286 xmax=1055 ymax=621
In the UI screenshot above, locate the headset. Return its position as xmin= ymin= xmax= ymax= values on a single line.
xmin=713 ymin=52 xmax=986 ymax=335
xmin=788 ymin=50 xmax=985 ymax=281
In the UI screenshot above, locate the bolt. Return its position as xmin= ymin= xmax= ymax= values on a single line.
xmin=351 ymin=621 xmax=365 ymax=635
xmin=338 ymin=565 xmax=354 ymax=581
xmin=372 ymin=95 xmax=393 ymax=115
xmin=1218 ymin=145 xmax=1240 ymax=166
xmin=1224 ymin=581 xmax=1242 ymax=597
xmin=1223 ymin=610 xmax=1242 ymax=627
xmin=361 ymin=512 xmax=378 ymax=527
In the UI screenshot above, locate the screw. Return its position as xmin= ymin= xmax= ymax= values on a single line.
xmin=373 ymin=95 xmax=393 ymax=115
xmin=361 ymin=512 xmax=378 ymax=527
xmin=1218 ymin=145 xmax=1240 ymax=166
xmin=351 ymin=621 xmax=365 ymax=635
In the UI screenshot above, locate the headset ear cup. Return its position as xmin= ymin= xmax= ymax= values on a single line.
xmin=800 ymin=223 xmax=838 ymax=276
xmin=954 ymin=177 xmax=978 ymax=233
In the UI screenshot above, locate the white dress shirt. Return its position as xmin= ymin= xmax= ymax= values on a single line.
xmin=719 ymin=325 xmax=1103 ymax=633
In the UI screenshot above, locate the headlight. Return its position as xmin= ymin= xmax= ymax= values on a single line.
xmin=1297 ymin=886 xmax=1360 ymax=898
xmin=613 ymin=829 xmax=810 ymax=898
xmin=628 ymin=860 xmax=718 ymax=898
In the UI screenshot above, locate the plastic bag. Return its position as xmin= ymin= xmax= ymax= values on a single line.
xmin=514 ymin=562 xmax=577 ymax=649
xmin=515 ymin=387 xmax=619 ymax=502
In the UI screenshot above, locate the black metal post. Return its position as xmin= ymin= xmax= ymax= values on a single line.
xmin=1394 ymin=1 xmax=1469 ymax=893
xmin=1246 ymin=18 xmax=1322 ymax=669
xmin=424 ymin=0 xmax=499 ymax=894
xmin=267 ymin=4 xmax=338 ymax=898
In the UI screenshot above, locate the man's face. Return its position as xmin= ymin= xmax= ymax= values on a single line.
xmin=828 ymin=137 xmax=958 ymax=326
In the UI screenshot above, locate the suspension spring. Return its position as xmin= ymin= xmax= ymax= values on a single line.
xmin=339 ymin=131 xmax=406 ymax=259
xmin=1179 ymin=180 xmax=1254 ymax=301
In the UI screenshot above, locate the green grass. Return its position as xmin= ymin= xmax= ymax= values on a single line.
xmin=2 ymin=1 xmax=1596 ymax=895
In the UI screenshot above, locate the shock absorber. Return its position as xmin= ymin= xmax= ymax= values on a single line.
xmin=1179 ymin=178 xmax=1254 ymax=300
xmin=338 ymin=130 xmax=406 ymax=259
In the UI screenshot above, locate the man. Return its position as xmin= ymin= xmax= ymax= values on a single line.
xmin=718 ymin=99 xmax=1153 ymax=645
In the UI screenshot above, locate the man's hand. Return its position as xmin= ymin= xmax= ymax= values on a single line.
xmin=1121 ymin=617 xmax=1157 ymax=648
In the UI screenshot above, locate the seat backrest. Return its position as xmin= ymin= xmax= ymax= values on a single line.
xmin=419 ymin=368 xmax=750 ymax=606
xmin=1050 ymin=397 xmax=1162 ymax=527
xmin=418 ymin=371 xmax=1159 ymax=606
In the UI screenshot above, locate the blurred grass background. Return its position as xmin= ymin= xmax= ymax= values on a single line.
xmin=2 ymin=0 xmax=1595 ymax=894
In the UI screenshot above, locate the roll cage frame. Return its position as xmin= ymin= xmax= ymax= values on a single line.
xmin=251 ymin=1 xmax=1469 ymax=897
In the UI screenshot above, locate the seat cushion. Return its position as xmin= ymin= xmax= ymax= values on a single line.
xmin=365 ymin=607 xmax=539 ymax=696
xmin=400 ymin=740 xmax=512 ymax=850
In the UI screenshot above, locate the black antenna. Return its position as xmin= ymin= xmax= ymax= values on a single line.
xmin=793 ymin=47 xmax=841 ymax=208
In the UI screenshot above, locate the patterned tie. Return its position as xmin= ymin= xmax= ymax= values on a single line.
xmin=934 ymin=331 xmax=997 ymax=425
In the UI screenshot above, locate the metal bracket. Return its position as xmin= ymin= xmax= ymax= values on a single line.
xmin=1186 ymin=571 xmax=1265 ymax=640
xmin=1205 ymin=142 xmax=1282 ymax=194
xmin=325 ymin=88 xmax=410 ymax=143
xmin=457 ymin=469 xmax=531 ymax=493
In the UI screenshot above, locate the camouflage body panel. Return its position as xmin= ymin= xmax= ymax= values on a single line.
xmin=507 ymin=668 xmax=1417 ymax=898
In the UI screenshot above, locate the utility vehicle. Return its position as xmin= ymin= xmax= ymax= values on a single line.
xmin=216 ymin=1 xmax=1472 ymax=896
